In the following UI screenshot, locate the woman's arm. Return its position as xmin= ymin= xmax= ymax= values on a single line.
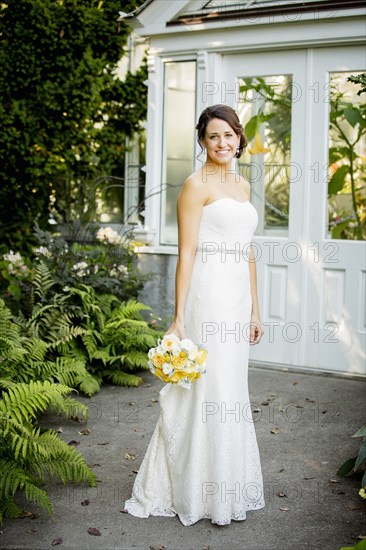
xmin=248 ymin=243 xmax=264 ymax=345
xmin=241 ymin=176 xmax=264 ymax=345
xmin=165 ymin=176 xmax=206 ymax=338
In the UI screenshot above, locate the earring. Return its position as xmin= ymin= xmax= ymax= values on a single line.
xmin=236 ymin=145 xmax=240 ymax=156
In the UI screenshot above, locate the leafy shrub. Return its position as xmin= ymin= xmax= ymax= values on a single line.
xmin=337 ymin=422 xmax=366 ymax=500
xmin=1 ymin=260 xmax=163 ymax=397
xmin=0 ymin=380 xmax=97 ymax=525
xmin=0 ymin=300 xmax=97 ymax=524
xmin=64 ymin=285 xmax=162 ymax=395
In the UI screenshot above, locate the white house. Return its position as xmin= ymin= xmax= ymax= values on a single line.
xmin=118 ymin=0 xmax=366 ymax=377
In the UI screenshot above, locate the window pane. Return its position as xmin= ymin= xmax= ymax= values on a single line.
xmin=237 ymin=75 xmax=292 ymax=236
xmin=327 ymin=71 xmax=366 ymax=241
xmin=160 ymin=61 xmax=196 ymax=245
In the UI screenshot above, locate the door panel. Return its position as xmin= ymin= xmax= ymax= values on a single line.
xmin=224 ymin=46 xmax=365 ymax=375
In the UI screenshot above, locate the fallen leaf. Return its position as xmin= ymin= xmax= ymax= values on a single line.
xmin=304 ymin=476 xmax=315 ymax=480
xmin=293 ymin=381 xmax=298 ymax=385
xmin=70 ymin=415 xmax=83 ymax=423
xmin=278 ymin=468 xmax=284 ymax=473
xmin=305 ymin=398 xmax=315 ymax=403
xmin=329 ymin=479 xmax=339 ymax=483
xmin=277 ymin=491 xmax=287 ymax=498
xmin=88 ymin=527 xmax=101 ymax=536
xmin=78 ymin=428 xmax=91 ymax=436
xmin=67 ymin=440 xmax=80 ymax=446
xmin=279 ymin=507 xmax=289 ymax=511
xmin=97 ymin=442 xmax=109 ymax=446
xmin=151 ymin=399 xmax=158 ymax=403
xmin=261 ymin=401 xmax=269 ymax=406
xmin=20 ymin=511 xmax=39 ymax=519
xmin=56 ymin=427 xmax=63 ymax=433
xmin=120 ymin=508 xmax=128 ymax=513
xmin=253 ymin=407 xmax=261 ymax=413
xmin=128 ymin=402 xmax=136 ymax=406
xmin=149 ymin=546 xmax=165 ymax=550
xmin=81 ymin=499 xmax=90 ymax=506
xmin=132 ymin=469 xmax=139 ymax=474
xmin=124 ymin=452 xmax=137 ymax=460
xmin=52 ymin=538 xmax=63 ymax=546
xmin=271 ymin=427 xmax=280 ymax=435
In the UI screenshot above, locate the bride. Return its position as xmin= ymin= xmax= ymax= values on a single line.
xmin=124 ymin=104 xmax=265 ymax=526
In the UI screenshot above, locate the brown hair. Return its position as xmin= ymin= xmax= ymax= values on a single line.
xmin=195 ymin=104 xmax=247 ymax=159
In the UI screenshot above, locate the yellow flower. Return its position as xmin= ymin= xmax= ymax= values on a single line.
xmin=359 ymin=487 xmax=366 ymax=499
xmin=157 ymin=369 xmax=172 ymax=383
xmin=152 ymin=354 xmax=165 ymax=368
xmin=196 ymin=348 xmax=208 ymax=365
xmin=169 ymin=370 xmax=184 ymax=383
xmin=248 ymin=132 xmax=270 ymax=155
xmin=171 ymin=355 xmax=188 ymax=370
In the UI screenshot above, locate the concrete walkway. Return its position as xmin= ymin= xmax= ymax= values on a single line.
xmin=0 ymin=366 xmax=365 ymax=550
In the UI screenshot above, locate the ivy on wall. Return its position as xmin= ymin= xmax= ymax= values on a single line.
xmin=0 ymin=0 xmax=147 ymax=255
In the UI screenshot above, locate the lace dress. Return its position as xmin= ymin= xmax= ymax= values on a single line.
xmin=124 ymin=198 xmax=265 ymax=526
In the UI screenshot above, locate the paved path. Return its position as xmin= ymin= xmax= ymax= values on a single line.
xmin=1 ymin=367 xmax=365 ymax=550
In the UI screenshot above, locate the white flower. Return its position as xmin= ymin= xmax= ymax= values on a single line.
xmin=72 ymin=261 xmax=89 ymax=277
xmin=162 ymin=362 xmax=174 ymax=375
xmin=148 ymin=348 xmax=156 ymax=360
xmin=148 ymin=360 xmax=156 ymax=373
xmin=3 ymin=250 xmax=29 ymax=277
xmin=72 ymin=261 xmax=88 ymax=270
xmin=180 ymin=338 xmax=198 ymax=359
xmin=96 ymin=227 xmax=123 ymax=245
xmin=34 ymin=246 xmax=52 ymax=258
xmin=161 ymin=333 xmax=180 ymax=353
xmin=3 ymin=251 xmax=23 ymax=264
xmin=180 ymin=338 xmax=194 ymax=350
xmin=118 ymin=264 xmax=128 ymax=274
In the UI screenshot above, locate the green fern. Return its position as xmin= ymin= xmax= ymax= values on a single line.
xmin=0 ymin=381 xmax=96 ymax=526
xmin=78 ymin=373 xmax=101 ymax=397
xmin=102 ymin=370 xmax=143 ymax=387
xmin=32 ymin=261 xmax=56 ymax=299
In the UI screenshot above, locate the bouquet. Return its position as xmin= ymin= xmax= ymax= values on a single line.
xmin=148 ymin=333 xmax=207 ymax=389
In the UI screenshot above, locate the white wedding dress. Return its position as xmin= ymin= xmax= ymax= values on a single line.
xmin=124 ymin=197 xmax=265 ymax=526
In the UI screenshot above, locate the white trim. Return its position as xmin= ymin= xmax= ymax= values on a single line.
xmin=136 ymin=244 xmax=179 ymax=255
xmin=249 ymin=361 xmax=366 ymax=381
xmin=131 ymin=9 xmax=365 ymax=37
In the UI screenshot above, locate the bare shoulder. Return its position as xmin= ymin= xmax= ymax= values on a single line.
xmin=237 ymin=174 xmax=251 ymax=197
xmin=178 ymin=170 xmax=208 ymax=206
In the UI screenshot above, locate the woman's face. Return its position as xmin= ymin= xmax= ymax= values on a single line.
xmin=201 ymin=117 xmax=240 ymax=165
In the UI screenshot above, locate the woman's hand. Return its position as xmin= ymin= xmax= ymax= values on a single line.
xmin=164 ymin=319 xmax=186 ymax=340
xmin=249 ymin=312 xmax=264 ymax=345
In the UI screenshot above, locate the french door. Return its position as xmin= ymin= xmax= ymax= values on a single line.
xmin=223 ymin=45 xmax=365 ymax=375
